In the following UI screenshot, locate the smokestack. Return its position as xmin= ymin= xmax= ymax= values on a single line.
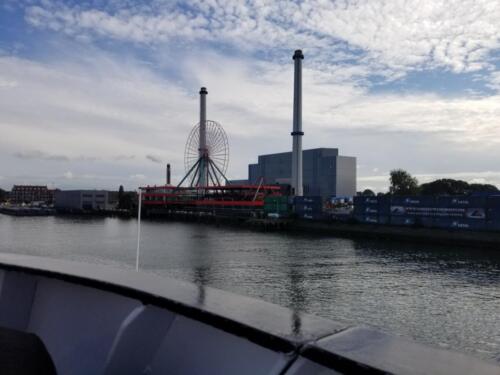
xmin=199 ymin=87 xmax=208 ymax=186
xmin=291 ymin=50 xmax=304 ymax=196
xmin=166 ymin=163 xmax=171 ymax=185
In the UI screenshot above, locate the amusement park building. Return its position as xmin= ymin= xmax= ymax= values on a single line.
xmin=248 ymin=148 xmax=356 ymax=199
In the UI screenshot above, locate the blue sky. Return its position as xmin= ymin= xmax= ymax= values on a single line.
xmin=0 ymin=0 xmax=499 ymax=192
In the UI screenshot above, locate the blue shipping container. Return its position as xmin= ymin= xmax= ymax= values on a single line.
xmin=485 ymin=220 xmax=500 ymax=232
xmin=486 ymin=195 xmax=500 ymax=208
xmin=353 ymin=196 xmax=379 ymax=205
xmin=436 ymin=196 xmax=487 ymax=208
xmin=298 ymin=212 xmax=324 ymax=220
xmin=434 ymin=218 xmax=486 ymax=231
xmin=353 ymin=206 xmax=379 ymax=215
xmin=295 ymin=201 xmax=322 ymax=209
xmin=353 ymin=196 xmax=390 ymax=215
xmin=390 ymin=205 xmax=407 ymax=216
xmin=354 ymin=215 xmax=389 ymax=224
xmin=390 ymin=216 xmax=416 ymax=226
xmin=361 ymin=216 xmax=379 ymax=224
xmin=487 ymin=208 xmax=500 ymax=221
xmin=294 ymin=196 xmax=322 ymax=205
xmin=295 ymin=204 xmax=322 ymax=214
xmin=391 ymin=196 xmax=436 ymax=206
xmin=378 ymin=200 xmax=391 ymax=215
xmin=415 ymin=217 xmax=435 ymax=228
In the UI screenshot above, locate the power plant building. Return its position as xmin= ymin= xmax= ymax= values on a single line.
xmin=54 ymin=190 xmax=118 ymax=212
xmin=248 ymin=148 xmax=356 ymax=199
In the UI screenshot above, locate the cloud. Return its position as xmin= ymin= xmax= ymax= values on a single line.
xmin=0 ymin=77 xmax=18 ymax=88
xmin=63 ymin=171 xmax=73 ymax=179
xmin=129 ymin=174 xmax=146 ymax=180
xmin=113 ymin=155 xmax=135 ymax=161
xmin=146 ymin=154 xmax=162 ymax=164
xmin=23 ymin=0 xmax=500 ymax=77
xmin=13 ymin=150 xmax=100 ymax=162
xmin=487 ymin=71 xmax=500 ymax=92
xmin=14 ymin=150 xmax=70 ymax=161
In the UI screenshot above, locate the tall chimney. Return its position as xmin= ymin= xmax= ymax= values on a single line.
xmin=166 ymin=163 xmax=171 ymax=185
xmin=291 ymin=50 xmax=304 ymax=196
xmin=199 ymin=87 xmax=208 ymax=186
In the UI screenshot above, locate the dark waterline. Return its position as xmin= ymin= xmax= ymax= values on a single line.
xmin=1 ymin=215 xmax=499 ymax=362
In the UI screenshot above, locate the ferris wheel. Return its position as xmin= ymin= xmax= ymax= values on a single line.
xmin=178 ymin=119 xmax=229 ymax=187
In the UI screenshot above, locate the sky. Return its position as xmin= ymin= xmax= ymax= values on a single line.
xmin=0 ymin=0 xmax=499 ymax=193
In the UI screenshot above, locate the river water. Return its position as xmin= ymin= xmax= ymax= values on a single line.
xmin=0 ymin=214 xmax=499 ymax=362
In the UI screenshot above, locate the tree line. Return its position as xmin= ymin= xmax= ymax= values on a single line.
xmin=361 ymin=169 xmax=498 ymax=196
xmin=0 ymin=188 xmax=6 ymax=202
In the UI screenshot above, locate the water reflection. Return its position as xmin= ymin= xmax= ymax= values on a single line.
xmin=350 ymin=238 xmax=500 ymax=287
xmin=289 ymin=267 xmax=304 ymax=335
xmin=1 ymin=216 xmax=499 ymax=361
xmin=185 ymin=225 xmax=213 ymax=306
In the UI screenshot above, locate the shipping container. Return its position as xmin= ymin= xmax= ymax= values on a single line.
xmin=378 ymin=198 xmax=391 ymax=215
xmin=390 ymin=216 xmax=416 ymax=226
xmin=295 ymin=200 xmax=322 ymax=210
xmin=485 ymin=220 xmax=500 ymax=232
xmin=353 ymin=196 xmax=390 ymax=214
xmin=294 ymin=196 xmax=322 ymax=205
xmin=353 ymin=205 xmax=379 ymax=215
xmin=294 ymin=205 xmax=322 ymax=215
xmin=264 ymin=196 xmax=289 ymax=204
xmin=264 ymin=203 xmax=289 ymax=213
xmin=486 ymin=195 xmax=500 ymax=208
xmin=354 ymin=215 xmax=389 ymax=225
xmin=353 ymin=196 xmax=379 ymax=205
xmin=390 ymin=205 xmax=465 ymax=218
xmin=298 ymin=212 xmax=325 ymax=220
xmin=433 ymin=218 xmax=486 ymax=231
xmin=361 ymin=216 xmax=379 ymax=224
xmin=416 ymin=217 xmax=435 ymax=228
xmin=391 ymin=196 xmax=436 ymax=206
xmin=378 ymin=215 xmax=390 ymax=224
xmin=486 ymin=208 xmax=500 ymax=221
xmin=436 ymin=196 xmax=487 ymax=208
xmin=390 ymin=205 xmax=407 ymax=216
xmin=464 ymin=208 xmax=486 ymax=219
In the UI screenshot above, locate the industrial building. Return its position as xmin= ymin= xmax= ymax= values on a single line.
xmin=248 ymin=148 xmax=356 ymax=199
xmin=54 ymin=190 xmax=118 ymax=212
xmin=10 ymin=185 xmax=56 ymax=204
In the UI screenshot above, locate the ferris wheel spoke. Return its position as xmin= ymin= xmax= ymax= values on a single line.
xmin=209 ymin=136 xmax=225 ymax=154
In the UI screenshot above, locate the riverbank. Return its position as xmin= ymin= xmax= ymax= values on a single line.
xmin=0 ymin=206 xmax=55 ymax=216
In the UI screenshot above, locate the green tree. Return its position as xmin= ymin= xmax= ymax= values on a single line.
xmin=419 ymin=179 xmax=499 ymax=195
xmin=118 ymin=185 xmax=125 ymax=209
xmin=469 ymin=183 xmax=498 ymax=193
xmin=362 ymin=189 xmax=375 ymax=196
xmin=389 ymin=169 xmax=419 ymax=195
xmin=420 ymin=179 xmax=469 ymax=195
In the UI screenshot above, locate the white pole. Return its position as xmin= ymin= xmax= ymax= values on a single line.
xmin=135 ymin=188 xmax=142 ymax=271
